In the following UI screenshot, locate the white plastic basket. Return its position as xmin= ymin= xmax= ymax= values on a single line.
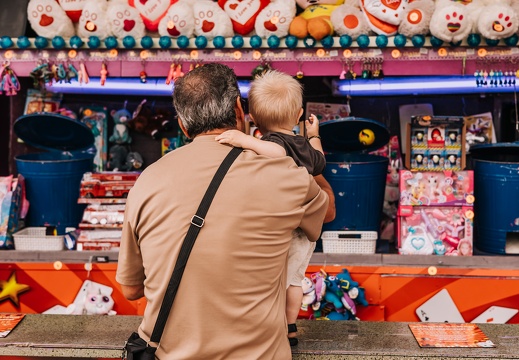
xmin=321 ymin=231 xmax=377 ymax=254
xmin=13 ymin=227 xmax=65 ymax=251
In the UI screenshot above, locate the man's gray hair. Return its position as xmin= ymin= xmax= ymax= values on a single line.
xmin=173 ymin=63 xmax=240 ymax=138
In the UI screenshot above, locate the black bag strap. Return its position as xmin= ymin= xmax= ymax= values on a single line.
xmin=150 ymin=146 xmax=243 ymax=343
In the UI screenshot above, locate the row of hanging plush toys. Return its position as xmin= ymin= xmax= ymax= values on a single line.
xmin=301 ymin=268 xmax=368 ymax=321
xmin=27 ymin=0 xmax=519 ymax=48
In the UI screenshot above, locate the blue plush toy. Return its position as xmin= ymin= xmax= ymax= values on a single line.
xmin=109 ymin=108 xmax=132 ymax=145
xmin=336 ymin=268 xmax=359 ymax=289
xmin=323 ymin=275 xmax=344 ymax=311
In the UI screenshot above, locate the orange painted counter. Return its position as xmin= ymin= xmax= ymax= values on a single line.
xmin=0 ymin=252 xmax=518 ymax=324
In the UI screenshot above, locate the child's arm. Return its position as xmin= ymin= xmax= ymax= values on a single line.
xmin=306 ymin=114 xmax=324 ymax=155
xmin=215 ymin=130 xmax=286 ymax=158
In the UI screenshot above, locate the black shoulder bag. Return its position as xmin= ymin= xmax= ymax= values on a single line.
xmin=123 ymin=147 xmax=243 ymax=360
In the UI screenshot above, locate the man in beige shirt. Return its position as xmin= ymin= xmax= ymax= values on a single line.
xmin=116 ymin=63 xmax=329 ymax=359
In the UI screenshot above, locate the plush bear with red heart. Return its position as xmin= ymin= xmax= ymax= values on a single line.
xmin=194 ymin=0 xmax=234 ymax=39
xmin=77 ymin=0 xmax=111 ymax=39
xmin=331 ymin=1 xmax=370 ymax=40
xmin=255 ymin=0 xmax=296 ymax=38
xmin=218 ymin=0 xmax=271 ymax=36
xmin=128 ymin=0 xmax=179 ymax=32
xmin=28 ymin=0 xmax=75 ymax=38
xmin=108 ymin=0 xmax=146 ymax=39
xmin=158 ymin=0 xmax=195 ymax=38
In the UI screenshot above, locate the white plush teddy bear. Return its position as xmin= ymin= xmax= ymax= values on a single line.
xmin=107 ymin=0 xmax=146 ymax=39
xmin=430 ymin=0 xmax=482 ymax=43
xmin=28 ymin=0 xmax=75 ymax=38
xmin=359 ymin=0 xmax=408 ymax=36
xmin=77 ymin=0 xmax=111 ymax=40
xmin=331 ymin=0 xmax=370 ymax=40
xmin=477 ymin=0 xmax=518 ymax=40
xmin=254 ymin=0 xmax=296 ymax=38
xmin=158 ymin=0 xmax=195 ymax=38
xmin=398 ymin=0 xmax=435 ymax=37
xmin=193 ymin=0 xmax=234 ymax=39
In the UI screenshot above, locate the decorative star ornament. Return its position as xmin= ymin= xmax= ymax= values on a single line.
xmin=0 ymin=272 xmax=30 ymax=307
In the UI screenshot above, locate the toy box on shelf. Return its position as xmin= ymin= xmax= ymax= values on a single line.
xmin=405 ymin=116 xmax=466 ymax=171
xmin=398 ymin=206 xmax=474 ymax=256
xmin=0 ymin=175 xmax=28 ymax=250
xmin=76 ymin=172 xmax=140 ymax=251
xmin=399 ymin=170 xmax=475 ymax=207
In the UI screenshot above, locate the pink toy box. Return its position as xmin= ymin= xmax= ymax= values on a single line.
xmin=399 ymin=170 xmax=474 ymax=207
xmin=398 ymin=206 xmax=474 ymax=256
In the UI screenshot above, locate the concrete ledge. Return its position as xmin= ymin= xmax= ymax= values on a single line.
xmin=1 ymin=315 xmax=518 ymax=359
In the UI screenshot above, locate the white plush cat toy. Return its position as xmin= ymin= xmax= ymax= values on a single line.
xmin=107 ymin=0 xmax=146 ymax=39
xmin=193 ymin=0 xmax=234 ymax=39
xmin=67 ymin=282 xmax=116 ymax=315
xmin=158 ymin=0 xmax=195 ymax=38
xmin=254 ymin=0 xmax=296 ymax=38
xmin=28 ymin=0 xmax=75 ymax=38
xmin=77 ymin=0 xmax=111 ymax=40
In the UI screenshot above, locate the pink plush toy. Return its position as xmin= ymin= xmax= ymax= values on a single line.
xmin=254 ymin=0 xmax=296 ymax=38
xmin=158 ymin=0 xmax=195 ymax=38
xmin=193 ymin=0 xmax=234 ymax=39
xmin=107 ymin=0 xmax=146 ymax=39
xmin=77 ymin=0 xmax=111 ymax=40
xmin=28 ymin=0 xmax=75 ymax=38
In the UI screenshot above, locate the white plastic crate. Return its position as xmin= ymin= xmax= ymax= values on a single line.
xmin=321 ymin=231 xmax=377 ymax=254
xmin=13 ymin=227 xmax=65 ymax=251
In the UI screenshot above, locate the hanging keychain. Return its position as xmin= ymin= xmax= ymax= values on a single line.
xmin=166 ymin=63 xmax=176 ymax=85
xmin=140 ymin=60 xmax=147 ymax=83
xmin=78 ymin=61 xmax=89 ymax=84
xmin=0 ymin=63 xmax=20 ymax=96
xmin=100 ymin=62 xmax=108 ymax=86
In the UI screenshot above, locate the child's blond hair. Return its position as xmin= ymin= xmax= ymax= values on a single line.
xmin=248 ymin=70 xmax=303 ymax=133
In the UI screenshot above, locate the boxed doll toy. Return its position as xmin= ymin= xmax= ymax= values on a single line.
xmin=406 ymin=115 xmax=466 ymax=171
xmin=398 ymin=206 xmax=474 ymax=256
xmin=399 ymin=170 xmax=474 ymax=207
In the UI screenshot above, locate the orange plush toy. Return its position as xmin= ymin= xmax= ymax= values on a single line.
xmin=289 ymin=0 xmax=345 ymax=40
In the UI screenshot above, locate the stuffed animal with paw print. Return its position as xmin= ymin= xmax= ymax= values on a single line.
xmin=158 ymin=0 xmax=195 ymax=38
xmin=77 ymin=0 xmax=112 ymax=40
xmin=330 ymin=0 xmax=370 ymax=40
xmin=476 ymin=0 xmax=518 ymax=41
xmin=194 ymin=0 xmax=234 ymax=39
xmin=358 ymin=0 xmax=434 ymax=37
xmin=219 ymin=0 xmax=271 ymax=36
xmin=289 ymin=0 xmax=345 ymax=40
xmin=107 ymin=0 xmax=146 ymax=39
xmin=28 ymin=0 xmax=75 ymax=38
xmin=255 ymin=0 xmax=297 ymax=39
xmin=430 ymin=0 xmax=483 ymax=43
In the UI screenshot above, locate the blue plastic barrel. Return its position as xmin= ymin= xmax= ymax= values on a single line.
xmin=323 ymin=153 xmax=389 ymax=232
xmin=472 ymin=143 xmax=519 ymax=254
xmin=16 ymin=152 xmax=93 ymax=235
xmin=14 ymin=113 xmax=95 ymax=235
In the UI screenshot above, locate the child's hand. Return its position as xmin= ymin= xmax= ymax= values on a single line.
xmin=215 ymin=129 xmax=250 ymax=147
xmin=305 ymin=114 xmax=319 ymax=138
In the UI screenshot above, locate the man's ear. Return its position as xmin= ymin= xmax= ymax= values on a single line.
xmin=235 ymin=97 xmax=245 ymax=132
xmin=177 ymin=116 xmax=190 ymax=138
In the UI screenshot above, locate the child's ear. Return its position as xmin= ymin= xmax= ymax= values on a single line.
xmin=297 ymin=108 xmax=304 ymax=123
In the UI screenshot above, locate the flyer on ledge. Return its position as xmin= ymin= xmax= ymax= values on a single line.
xmin=409 ymin=323 xmax=495 ymax=348
xmin=0 ymin=313 xmax=25 ymax=338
